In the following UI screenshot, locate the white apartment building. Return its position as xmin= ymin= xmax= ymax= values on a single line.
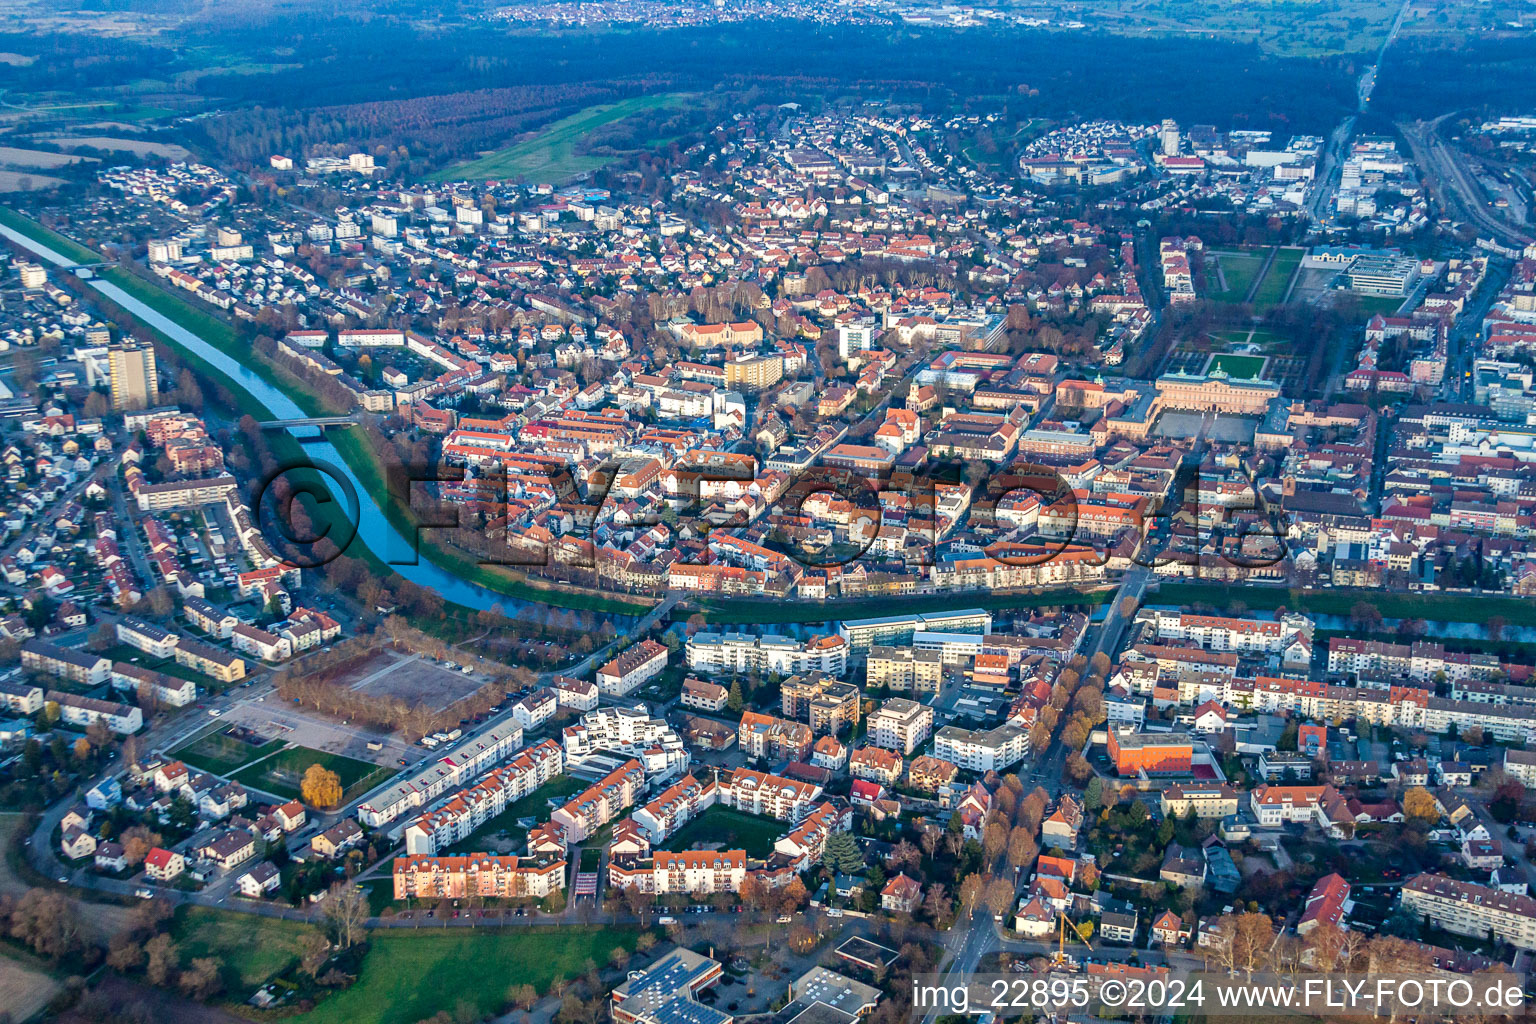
xmin=629 ymin=774 xmax=716 ymax=845
xmin=686 ymin=631 xmax=848 ymax=677
xmin=1248 ymin=784 xmax=1325 ymax=826
xmin=358 ymin=721 xmax=525 ymax=828
xmin=552 ymin=676 xmax=600 ymax=711
xmin=911 ymin=630 xmax=987 ymax=665
xmin=933 ymin=723 xmax=1028 ymax=772
xmin=717 ymin=768 xmax=823 ymax=822
xmin=865 ymin=698 xmax=935 ymax=755
xmin=1402 ymin=874 xmax=1536 ymax=950
xmin=512 ymin=688 xmax=558 ymax=730
xmin=596 ymin=640 xmax=668 ymax=696
xmin=609 ymin=850 xmax=747 ymax=895
xmin=1505 ymin=748 xmax=1536 ymax=788
xmin=562 ymin=705 xmax=688 ymax=780
xmin=46 ymin=691 xmax=141 ymax=734
xmin=1149 ymin=610 xmax=1313 ymax=654
xmin=403 ymin=739 xmax=565 ymax=855
xmin=115 ymin=617 xmax=181 ymax=659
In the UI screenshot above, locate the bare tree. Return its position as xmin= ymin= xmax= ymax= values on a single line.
xmin=323 ymin=882 xmax=369 ymax=949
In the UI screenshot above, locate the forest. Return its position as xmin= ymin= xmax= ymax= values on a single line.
xmin=1 ymin=17 xmax=1369 ymax=174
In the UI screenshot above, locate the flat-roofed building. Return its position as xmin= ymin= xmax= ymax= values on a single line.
xmin=865 ymin=646 xmax=943 ymax=692
xmin=866 ymin=698 xmax=934 ymax=755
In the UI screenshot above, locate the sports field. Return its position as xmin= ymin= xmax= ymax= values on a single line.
xmin=172 ymin=726 xmax=285 ymax=776
xmin=431 ymin=93 xmax=686 ymax=182
xmin=231 ymin=746 xmax=390 ymax=802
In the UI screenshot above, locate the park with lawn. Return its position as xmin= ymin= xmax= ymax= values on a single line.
xmin=1206 ymin=353 xmax=1268 ymax=380
xmin=659 ymin=806 xmax=785 ymax=858
xmin=293 ymin=927 xmax=640 ymax=1024
xmin=168 ymin=905 xmax=642 ymax=1024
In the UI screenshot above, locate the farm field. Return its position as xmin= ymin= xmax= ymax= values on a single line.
xmin=660 ymin=805 xmax=784 ymax=858
xmin=292 ymin=927 xmax=639 ymax=1024
xmin=0 ymin=146 xmax=94 ymax=169
xmin=39 ymin=135 xmax=191 ymax=159
xmin=0 ymin=955 xmax=61 ymax=1024
xmin=432 ymin=93 xmax=686 ymax=182
xmin=230 ymin=745 xmax=390 ymax=803
xmin=0 ymin=171 xmax=66 ymax=192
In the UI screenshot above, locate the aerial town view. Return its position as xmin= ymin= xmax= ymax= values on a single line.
xmin=3 ymin=0 xmax=1536 ymax=1022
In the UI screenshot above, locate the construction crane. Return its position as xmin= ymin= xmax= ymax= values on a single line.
xmin=1051 ymin=908 xmax=1094 ymax=967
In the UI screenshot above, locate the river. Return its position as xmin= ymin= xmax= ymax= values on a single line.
xmin=0 ymin=222 xmax=639 ymax=620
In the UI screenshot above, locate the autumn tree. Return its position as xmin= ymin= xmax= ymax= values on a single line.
xmin=1006 ymin=827 xmax=1037 ymax=872
xmin=145 ymin=933 xmax=179 ymax=986
xmin=983 ymin=877 xmax=1016 ymax=919
xmin=301 ymin=764 xmax=344 ymax=808
xmin=9 ymin=890 xmax=82 ymax=960
xmin=958 ymin=873 xmax=985 ymax=918
xmin=1402 ymin=786 xmax=1440 ymax=825
xmin=179 ymin=957 xmax=224 ymax=1000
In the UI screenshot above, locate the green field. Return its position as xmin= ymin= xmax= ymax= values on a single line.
xmin=1212 ymin=326 xmax=1289 ymax=350
xmin=231 ymin=746 xmax=390 ymax=803
xmin=1349 ymin=294 xmax=1409 ymax=317
xmin=172 ymin=726 xmax=285 ymax=776
xmin=660 ymin=806 xmax=785 ymax=858
xmin=1209 ymin=250 xmax=1265 ymax=303
xmin=172 ymin=906 xmax=319 ymax=993
xmin=292 ymin=927 xmax=639 ymax=1024
xmin=1207 ymin=353 xmax=1268 ymax=380
xmin=431 ymin=93 xmax=686 ymax=182
xmin=1251 ymin=247 xmax=1303 ymax=309
xmin=442 ymin=775 xmax=586 ymax=854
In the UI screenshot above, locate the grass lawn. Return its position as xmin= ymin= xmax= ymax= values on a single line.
xmin=442 ymin=775 xmax=585 ymax=854
xmin=292 ymin=927 xmax=639 ymax=1024
xmin=172 ymin=906 xmax=318 ymax=993
xmin=1209 ymin=249 xmax=1266 ymax=303
xmin=1251 ymin=246 xmax=1303 ymax=309
xmin=660 ymin=806 xmax=784 ymax=858
xmin=431 ymin=93 xmax=686 ymax=182
xmin=231 ymin=746 xmax=390 ymax=803
xmin=172 ymin=727 xmax=285 ymax=776
xmin=1348 ymin=294 xmax=1409 ymax=317
xmin=1206 ymin=353 xmax=1268 ymax=380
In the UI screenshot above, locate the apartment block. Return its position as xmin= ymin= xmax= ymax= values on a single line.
xmin=865 ymin=698 xmax=934 ymax=755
